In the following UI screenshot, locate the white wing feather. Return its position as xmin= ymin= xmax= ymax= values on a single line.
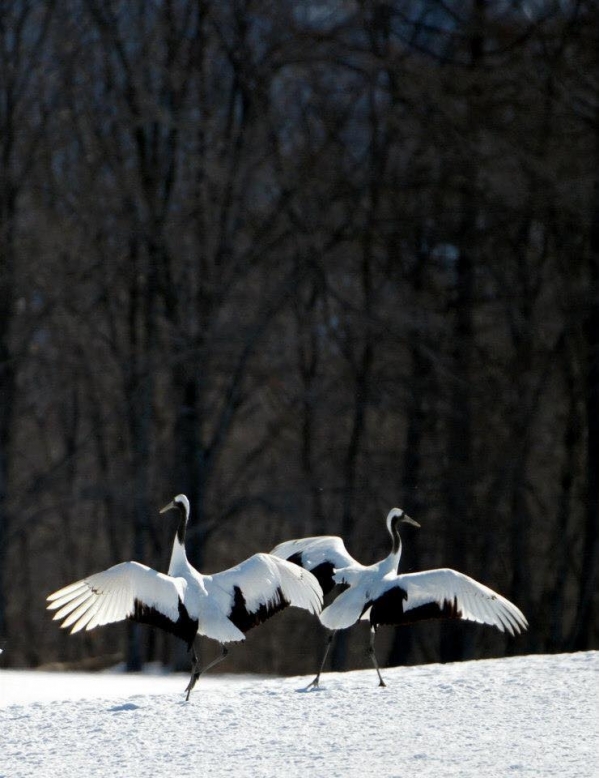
xmin=320 ymin=586 xmax=371 ymax=630
xmin=47 ymin=562 xmax=188 ymax=634
xmin=271 ymin=536 xmax=358 ymax=572
xmin=386 ymin=568 xmax=528 ymax=635
xmin=205 ymin=553 xmax=322 ymax=618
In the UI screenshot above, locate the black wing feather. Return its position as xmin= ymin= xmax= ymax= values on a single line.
xmin=287 ymin=554 xmax=338 ymax=596
xmin=132 ymin=599 xmax=198 ymax=647
xmin=228 ymin=585 xmax=290 ymax=634
xmin=367 ymin=587 xmax=463 ymax=627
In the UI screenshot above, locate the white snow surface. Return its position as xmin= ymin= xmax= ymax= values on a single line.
xmin=1 ymin=652 xmax=597 ymax=778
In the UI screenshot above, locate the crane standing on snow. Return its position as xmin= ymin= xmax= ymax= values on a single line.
xmin=271 ymin=508 xmax=528 ymax=688
xmin=47 ymin=494 xmax=323 ymax=699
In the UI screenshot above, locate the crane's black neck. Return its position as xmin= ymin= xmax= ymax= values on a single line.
xmin=389 ymin=513 xmax=402 ymax=557
xmin=175 ymin=502 xmax=189 ymax=545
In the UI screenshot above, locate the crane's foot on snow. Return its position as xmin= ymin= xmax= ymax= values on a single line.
xmin=184 ymin=645 xmax=229 ymax=700
xmin=368 ymin=628 xmax=387 ymax=687
xmin=304 ymin=676 xmax=321 ymax=690
xmin=184 ymin=673 xmax=200 ymax=701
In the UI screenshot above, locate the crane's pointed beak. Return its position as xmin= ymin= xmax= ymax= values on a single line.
xmin=401 ymin=514 xmax=420 ymax=528
xmin=159 ymin=500 xmax=175 ymax=514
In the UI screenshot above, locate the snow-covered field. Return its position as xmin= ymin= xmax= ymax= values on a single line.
xmin=1 ymin=652 xmax=597 ymax=778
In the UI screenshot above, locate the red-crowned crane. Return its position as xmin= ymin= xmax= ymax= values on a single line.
xmin=271 ymin=508 xmax=528 ymax=688
xmin=47 ymin=495 xmax=323 ymax=699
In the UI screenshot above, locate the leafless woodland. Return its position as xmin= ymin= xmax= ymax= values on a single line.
xmin=0 ymin=1 xmax=597 ymax=675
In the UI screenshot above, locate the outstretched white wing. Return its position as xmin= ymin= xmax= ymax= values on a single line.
xmin=320 ymin=585 xmax=373 ymax=630
xmin=270 ymin=536 xmax=360 ymax=594
xmin=47 ymin=562 xmax=198 ymax=645
xmin=368 ymin=568 xmax=528 ymax=636
xmin=205 ymin=553 xmax=322 ymax=633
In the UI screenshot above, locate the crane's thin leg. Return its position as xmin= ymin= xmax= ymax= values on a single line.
xmin=306 ymin=630 xmax=336 ymax=689
xmin=184 ymin=645 xmax=229 ymax=701
xmin=185 ymin=640 xmax=201 ymax=699
xmin=368 ymin=627 xmax=386 ymax=687
xmin=187 ymin=639 xmax=202 ymax=677
xmin=190 ymin=643 xmax=200 ymax=674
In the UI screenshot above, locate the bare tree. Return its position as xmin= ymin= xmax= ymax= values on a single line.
xmin=0 ymin=0 xmax=57 ymax=641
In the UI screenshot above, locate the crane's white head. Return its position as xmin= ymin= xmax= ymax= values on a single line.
xmin=160 ymin=494 xmax=191 ymax=546
xmin=386 ymin=507 xmax=420 ymax=533
xmin=386 ymin=507 xmax=420 ymax=556
xmin=160 ymin=494 xmax=190 ymax=517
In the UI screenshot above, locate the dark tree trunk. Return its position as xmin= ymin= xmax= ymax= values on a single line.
xmin=571 ymin=168 xmax=599 ymax=650
xmin=331 ymin=80 xmax=379 ymax=671
xmin=387 ymin=252 xmax=428 ymax=668
xmin=172 ymin=367 xmax=205 ymax=571
xmin=0 ymin=212 xmax=15 ymax=641
xmin=440 ymin=247 xmax=475 ymax=663
xmin=439 ymin=0 xmax=486 ymax=665
xmin=296 ymin=270 xmax=326 ymax=535
xmin=0 ymin=123 xmax=18 ymax=644
xmin=124 ymin=237 xmax=158 ymax=671
xmin=550 ymin=354 xmax=580 ymax=649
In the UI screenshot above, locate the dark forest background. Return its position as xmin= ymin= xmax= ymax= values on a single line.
xmin=0 ymin=0 xmax=597 ymax=676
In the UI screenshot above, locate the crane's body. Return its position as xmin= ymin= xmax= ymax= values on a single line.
xmin=272 ymin=508 xmax=528 ymax=687
xmin=48 ymin=495 xmax=323 ymax=698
